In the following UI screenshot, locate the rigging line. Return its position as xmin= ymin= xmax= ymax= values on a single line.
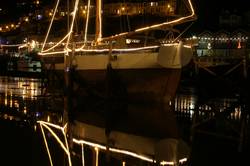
xmin=125 ymin=0 xmax=131 ymax=32
xmin=37 ymin=120 xmax=64 ymax=130
xmin=120 ymin=0 xmax=124 ymax=32
xmin=41 ymin=123 xmax=70 ymax=155
xmin=63 ymin=126 xmax=72 ymax=166
xmin=182 ymin=0 xmax=193 ymax=14
xmin=38 ymin=121 xmax=72 ymax=166
xmin=84 ymin=0 xmax=91 ymax=44
xmin=39 ymin=50 xmax=67 ymax=56
xmin=81 ymin=144 xmax=85 ymax=166
xmin=42 ymin=0 xmax=61 ymax=52
xmin=0 ymin=44 xmax=25 ymax=47
xmin=101 ymin=0 xmax=196 ymax=41
xmin=41 ymin=33 xmax=70 ymax=53
xmin=164 ymin=31 xmax=175 ymax=41
xmin=40 ymin=123 xmax=54 ymax=166
xmin=67 ymin=0 xmax=70 ymax=32
xmin=172 ymin=21 xmax=194 ymax=43
xmin=73 ymin=138 xmax=154 ymax=163
xmin=65 ymin=0 xmax=80 ymax=50
xmin=122 ymin=0 xmax=130 ymax=32
xmin=135 ymin=0 xmax=196 ymax=32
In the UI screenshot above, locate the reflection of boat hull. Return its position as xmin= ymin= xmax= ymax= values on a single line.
xmin=64 ymin=45 xmax=191 ymax=163
xmin=41 ymin=44 xmax=192 ymax=140
xmin=72 ymin=120 xmax=190 ymax=162
xmin=71 ymin=68 xmax=181 ymax=104
xmin=72 ymin=108 xmax=190 ymax=163
xmin=194 ymin=56 xmax=242 ymax=67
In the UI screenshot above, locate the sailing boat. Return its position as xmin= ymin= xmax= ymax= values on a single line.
xmin=37 ymin=0 xmax=197 ymax=165
xmin=39 ymin=0 xmax=196 ymax=104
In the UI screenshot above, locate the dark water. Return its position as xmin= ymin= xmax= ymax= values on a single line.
xmin=175 ymin=69 xmax=250 ymax=166
xmin=0 ymin=72 xmax=249 ymax=166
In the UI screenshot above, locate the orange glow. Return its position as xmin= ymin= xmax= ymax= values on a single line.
xmin=39 ymin=0 xmax=196 ymax=56
xmin=37 ymin=121 xmax=189 ymax=165
xmin=95 ymin=147 xmax=99 ymax=166
xmin=237 ymin=40 xmax=241 ymax=49
xmin=160 ymin=161 xmax=174 ymax=165
xmin=73 ymin=138 xmax=154 ymax=163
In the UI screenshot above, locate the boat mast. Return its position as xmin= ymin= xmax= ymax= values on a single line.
xmin=95 ymin=0 xmax=102 ymax=43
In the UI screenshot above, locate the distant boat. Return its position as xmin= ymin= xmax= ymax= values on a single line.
xmin=0 ymin=52 xmax=42 ymax=74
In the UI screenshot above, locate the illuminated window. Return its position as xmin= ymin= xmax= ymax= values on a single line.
xmin=37 ymin=14 xmax=43 ymax=20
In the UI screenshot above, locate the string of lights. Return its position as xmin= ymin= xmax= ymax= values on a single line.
xmin=37 ymin=120 xmax=188 ymax=166
xmin=39 ymin=0 xmax=196 ymax=56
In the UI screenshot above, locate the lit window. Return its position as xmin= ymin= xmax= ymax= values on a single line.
xmin=37 ymin=14 xmax=43 ymax=20
xmin=60 ymin=12 xmax=65 ymax=16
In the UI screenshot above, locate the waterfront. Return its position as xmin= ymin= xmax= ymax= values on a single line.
xmin=1 ymin=0 xmax=250 ymax=165
xmin=0 ymin=69 xmax=249 ymax=165
xmin=175 ymin=72 xmax=250 ymax=166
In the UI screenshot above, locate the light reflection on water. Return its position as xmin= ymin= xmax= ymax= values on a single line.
xmin=0 ymin=75 xmax=247 ymax=124
xmin=174 ymin=87 xmax=246 ymax=121
xmin=0 ymin=76 xmax=44 ymax=99
xmin=175 ymin=94 xmax=196 ymax=119
xmin=0 ymin=75 xmax=249 ymax=165
xmin=0 ymin=76 xmax=63 ymax=125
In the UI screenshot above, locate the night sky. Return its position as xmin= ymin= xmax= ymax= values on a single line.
xmin=0 ymin=0 xmax=52 ymax=23
xmin=191 ymin=0 xmax=247 ymax=31
xmin=0 ymin=0 xmax=248 ymax=31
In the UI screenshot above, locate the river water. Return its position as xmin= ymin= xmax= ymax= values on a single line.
xmin=0 ymin=72 xmax=249 ymax=165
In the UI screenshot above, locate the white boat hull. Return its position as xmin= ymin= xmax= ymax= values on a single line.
xmin=158 ymin=43 xmax=193 ymax=69
xmin=49 ymin=44 xmax=193 ymax=70
xmin=42 ymin=44 xmax=193 ymax=104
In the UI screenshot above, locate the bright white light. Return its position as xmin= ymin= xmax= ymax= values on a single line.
xmin=38 ymin=121 xmax=72 ymax=166
xmin=160 ymin=160 xmax=174 ymax=165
